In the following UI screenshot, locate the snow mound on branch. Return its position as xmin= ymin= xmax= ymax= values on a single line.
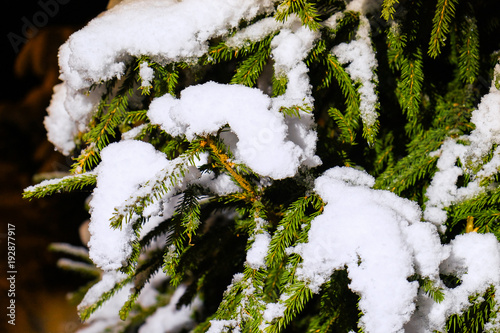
xmin=332 ymin=16 xmax=379 ymax=130
xmin=44 ymin=84 xmax=78 ymax=155
xmin=293 ymin=167 xmax=442 ymax=333
xmin=46 ymin=0 xmax=274 ymax=155
xmin=59 ymin=0 xmax=274 ymax=90
xmin=424 ymin=65 xmax=500 ymax=228
xmin=270 ymin=22 xmax=321 ymax=168
xmin=407 ymin=233 xmax=500 ymax=332
xmin=148 ymin=81 xmax=319 ymax=179
xmin=88 ymin=140 xmax=172 ymax=270
xmin=290 ymin=167 xmax=500 ymax=333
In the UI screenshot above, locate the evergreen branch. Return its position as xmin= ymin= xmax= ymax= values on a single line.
xmin=272 ymin=75 xmax=288 ymax=97
xmin=207 ymin=33 xmax=276 ymax=65
xmin=119 ymin=250 xmax=165 ymax=320
xmin=376 ymin=90 xmax=474 ymax=195
xmin=373 ymin=131 xmax=395 ymax=175
xmin=420 ymin=276 xmax=445 ymax=303
xmin=135 ymin=58 xmax=153 ymax=95
xmin=135 ymin=56 xmax=180 ymax=97
xmin=163 ymin=232 xmax=188 ymax=287
xmin=231 ymin=47 xmax=270 ymax=87
xmin=362 ymin=117 xmax=380 ymax=147
xmin=381 ymin=0 xmax=400 ymax=21
xmin=279 ymin=104 xmax=312 ymax=118
xmin=266 ymin=196 xmax=315 ymax=269
xmin=56 ymin=258 xmax=100 ymax=278
xmin=264 ymin=260 xmax=286 ymax=302
xmin=120 ymin=217 xmax=146 ymax=276
xmin=202 ymin=136 xmax=256 ymax=196
xmin=305 ymin=38 xmax=326 ymax=67
xmin=458 ymin=16 xmax=480 ymax=84
xmin=387 ymin=24 xmax=407 ymax=71
xmin=79 ymin=275 xmax=133 ymax=321
xmin=23 ymin=172 xmax=97 ymax=199
xmin=71 ymin=76 xmax=135 ymax=174
xmin=328 ymin=107 xmax=356 ymax=144
xmin=110 ymin=145 xmax=202 ymax=229
xmin=207 ymin=42 xmax=237 ymax=63
xmin=448 ymin=190 xmax=500 ymax=238
xmin=161 ymin=188 xmax=209 ymax=287
xmin=398 ymin=49 xmax=424 ymax=131
xmin=375 ymin=129 xmax=444 ymax=195
xmin=321 ymin=52 xmax=363 ymax=143
xmin=179 ymin=188 xmax=202 ymax=245
xmin=322 ymin=55 xmax=361 ymax=119
xmin=71 ymin=145 xmax=100 ymax=174
xmin=124 ymin=109 xmax=148 ymax=124
xmin=275 ymin=0 xmax=321 ymax=31
xmin=428 ymin=0 xmax=459 ymax=58
xmin=331 ymin=11 xmax=360 ymax=35
xmin=446 ymin=287 xmax=497 ymax=333
xmin=265 ymin=281 xmax=313 ymax=333
xmin=84 ymin=93 xmax=131 ymax=151
xmin=49 ymin=242 xmax=93 ymax=264
xmin=152 ymin=62 xmax=179 ymax=97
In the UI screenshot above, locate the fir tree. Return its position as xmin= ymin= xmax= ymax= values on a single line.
xmin=24 ymin=0 xmax=500 ymax=332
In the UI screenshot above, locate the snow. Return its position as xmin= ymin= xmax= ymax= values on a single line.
xmin=281 ymin=167 xmax=500 ymax=333
xmin=332 ymin=16 xmax=379 ymax=130
xmin=88 ymin=140 xmax=172 ymax=270
xmin=139 ymin=284 xmax=202 ymax=333
xmin=59 ymin=0 xmax=275 ymax=91
xmin=225 ymin=17 xmax=282 ymax=48
xmin=139 ymin=61 xmax=154 ymax=88
xmin=407 ymin=233 xmax=500 ymax=332
xmin=44 ymin=84 xmax=79 ymax=155
xmin=293 ymin=167 xmax=429 ymax=332
xmin=78 ymin=270 xmax=130 ymax=320
xmin=47 ymin=0 xmax=275 ymax=156
xmin=148 ymin=81 xmax=319 ymax=179
xmin=269 ymin=20 xmax=322 ymax=168
xmin=246 ymin=231 xmax=271 ymax=269
xmin=346 ymin=0 xmax=384 ymax=15
xmin=424 ymin=68 xmax=500 ymax=228
xmin=262 ymin=302 xmax=286 ymax=323
xmin=206 ymin=320 xmax=238 ymax=333
xmin=195 ymin=172 xmax=243 ymax=195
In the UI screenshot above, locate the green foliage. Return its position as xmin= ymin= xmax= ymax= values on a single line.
xmin=23 ymin=172 xmax=97 ymax=199
xmin=381 ymin=0 xmax=400 ymax=21
xmin=275 ymin=0 xmax=321 ymax=30
xmin=428 ymin=0 xmax=460 ymax=58
xmin=445 ymin=287 xmax=497 ymax=333
xmin=458 ymin=15 xmax=480 ymax=84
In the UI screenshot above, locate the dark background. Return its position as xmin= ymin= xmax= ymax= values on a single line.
xmin=1 ymin=1 xmax=108 ymax=332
